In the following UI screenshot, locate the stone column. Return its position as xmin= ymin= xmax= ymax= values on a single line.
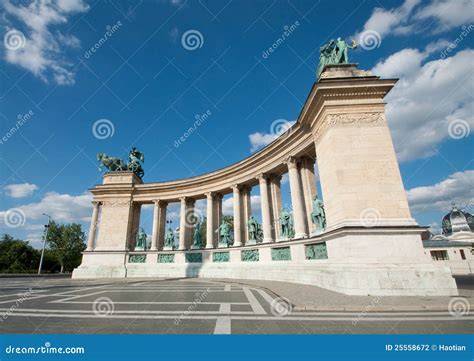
xmin=205 ymin=192 xmax=214 ymax=248
xmin=269 ymin=175 xmax=282 ymax=239
xmin=158 ymin=201 xmax=167 ymax=250
xmin=128 ymin=202 xmax=142 ymax=250
xmin=185 ymin=198 xmax=195 ymax=249
xmin=213 ymin=193 xmax=223 ymax=245
xmin=286 ymin=157 xmax=308 ymax=239
xmin=241 ymin=186 xmax=252 ymax=243
xmin=300 ymin=157 xmax=317 ymax=234
xmin=86 ymin=201 xmax=100 ymax=251
xmin=179 ymin=197 xmax=187 ymax=250
xmin=232 ymin=185 xmax=242 ymax=247
xmin=257 ymin=174 xmax=273 ymax=243
xmin=150 ymin=200 xmax=160 ymax=251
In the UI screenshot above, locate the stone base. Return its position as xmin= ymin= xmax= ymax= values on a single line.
xmin=73 ymin=227 xmax=459 ymax=296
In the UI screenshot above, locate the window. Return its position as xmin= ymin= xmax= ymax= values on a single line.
xmin=460 ymin=249 xmax=466 ymax=260
xmin=430 ymin=250 xmax=448 ymax=261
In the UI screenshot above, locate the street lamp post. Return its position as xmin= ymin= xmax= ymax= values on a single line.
xmin=38 ymin=213 xmax=51 ymax=275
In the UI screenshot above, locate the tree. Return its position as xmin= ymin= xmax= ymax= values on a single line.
xmin=0 ymin=234 xmax=39 ymax=273
xmin=46 ymin=222 xmax=86 ymax=273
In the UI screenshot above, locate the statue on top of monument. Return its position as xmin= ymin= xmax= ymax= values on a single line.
xmin=311 ymin=195 xmax=326 ymax=232
xmin=135 ymin=227 xmax=147 ymax=251
xmin=127 ymin=147 xmax=145 ymax=179
xmin=316 ymin=37 xmax=357 ymax=79
xmin=97 ymin=147 xmax=145 ymax=179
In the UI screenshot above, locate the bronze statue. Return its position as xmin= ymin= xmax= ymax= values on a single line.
xmin=317 ymin=37 xmax=357 ymax=78
xmin=135 ymin=227 xmax=147 ymax=251
xmin=97 ymin=147 xmax=145 ymax=179
xmin=279 ymin=208 xmax=295 ymax=239
xmin=311 ymin=195 xmax=326 ymax=231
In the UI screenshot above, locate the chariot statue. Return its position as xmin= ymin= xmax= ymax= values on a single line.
xmin=316 ymin=37 xmax=357 ymax=78
xmin=97 ymin=147 xmax=145 ymax=179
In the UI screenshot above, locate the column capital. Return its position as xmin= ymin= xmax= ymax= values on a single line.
xmin=179 ymin=196 xmax=187 ymax=203
xmin=231 ymin=184 xmax=241 ymax=192
xmin=153 ymin=199 xmax=165 ymax=206
xmin=284 ymin=156 xmax=299 ymax=169
xmin=255 ymin=173 xmax=269 ymax=181
xmin=215 ymin=193 xmax=224 ymax=200
xmin=270 ymin=174 xmax=283 ymax=182
xmin=91 ymin=200 xmax=101 ymax=207
xmin=205 ymin=191 xmax=214 ymax=200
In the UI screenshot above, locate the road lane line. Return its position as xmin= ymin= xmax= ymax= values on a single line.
xmin=219 ymin=303 xmax=231 ymax=313
xmin=243 ymin=288 xmax=266 ymax=314
xmin=214 ymin=316 xmax=231 ymax=334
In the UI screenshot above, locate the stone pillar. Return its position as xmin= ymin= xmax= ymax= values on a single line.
xmin=86 ymin=201 xmax=100 ymax=251
xmin=158 ymin=201 xmax=167 ymax=250
xmin=300 ymin=157 xmax=317 ymax=234
xmin=213 ymin=193 xmax=223 ymax=245
xmin=269 ymin=175 xmax=282 ymax=239
xmin=257 ymin=174 xmax=273 ymax=243
xmin=128 ymin=202 xmax=142 ymax=250
xmin=185 ymin=198 xmax=195 ymax=249
xmin=241 ymin=186 xmax=252 ymax=243
xmin=179 ymin=197 xmax=187 ymax=250
xmin=205 ymin=192 xmax=214 ymax=249
xmin=232 ymin=185 xmax=242 ymax=247
xmin=314 ymin=111 xmax=413 ymax=229
xmin=286 ymin=157 xmax=308 ymax=239
xmin=150 ymin=200 xmax=160 ymax=251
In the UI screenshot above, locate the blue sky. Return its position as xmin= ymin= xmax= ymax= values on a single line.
xmin=0 ymin=0 xmax=473 ymax=247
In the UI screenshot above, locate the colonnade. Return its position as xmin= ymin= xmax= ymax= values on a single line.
xmin=86 ymin=156 xmax=318 ymax=251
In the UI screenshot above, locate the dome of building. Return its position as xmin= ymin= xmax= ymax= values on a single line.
xmin=441 ymin=204 xmax=474 ymax=236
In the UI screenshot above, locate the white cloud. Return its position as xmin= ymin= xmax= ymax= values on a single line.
xmin=372 ymin=48 xmax=427 ymax=78
xmin=248 ymin=120 xmax=296 ymax=152
xmin=414 ymin=0 xmax=474 ymax=32
xmin=4 ymin=183 xmax=38 ymax=198
xmin=357 ymin=0 xmax=421 ymax=38
xmin=406 ymin=170 xmax=474 ymax=214
xmin=2 ymin=0 xmax=89 ymax=85
xmin=375 ymin=49 xmax=474 ymax=161
xmin=223 ymin=195 xmax=261 ymax=215
xmin=355 ymin=0 xmax=474 ymax=41
xmin=0 ymin=191 xmax=93 ymax=227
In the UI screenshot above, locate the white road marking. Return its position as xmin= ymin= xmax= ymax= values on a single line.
xmin=51 ymin=291 xmax=107 ymax=303
xmin=224 ymin=285 xmax=231 ymax=291
xmin=214 ymin=316 xmax=231 ymax=334
xmin=219 ymin=303 xmax=231 ymax=313
xmin=1 ymin=311 xmax=472 ymax=322
xmin=58 ymin=301 xmax=248 ymax=305
xmin=243 ymin=287 xmax=266 ymax=314
xmin=256 ymin=289 xmax=277 ymax=306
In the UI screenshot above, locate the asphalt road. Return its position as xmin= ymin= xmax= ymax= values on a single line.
xmin=0 ymin=277 xmax=472 ymax=334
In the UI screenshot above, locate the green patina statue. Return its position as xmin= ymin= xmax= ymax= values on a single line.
xmin=279 ymin=208 xmax=295 ymax=239
xmin=316 ymin=37 xmax=357 ymax=79
xmin=97 ymin=147 xmax=145 ymax=179
xmin=248 ymin=216 xmax=259 ymax=243
xmin=217 ymin=221 xmax=232 ymax=247
xmin=135 ymin=227 xmax=147 ymax=251
xmin=311 ymin=195 xmax=326 ymax=232
xmin=164 ymin=227 xmax=175 ymax=250
xmin=191 ymin=221 xmax=203 ymax=249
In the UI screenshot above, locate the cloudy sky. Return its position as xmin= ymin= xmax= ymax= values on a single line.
xmin=0 ymin=0 xmax=472 ymax=247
